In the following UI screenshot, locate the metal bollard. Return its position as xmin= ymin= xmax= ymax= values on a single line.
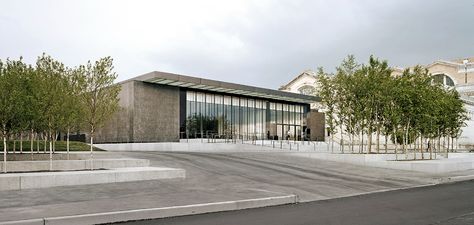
xmin=297 ymin=143 xmax=299 ymax=151
xmin=290 ymin=143 xmax=292 ymax=150
xmin=280 ymin=141 xmax=282 ymax=149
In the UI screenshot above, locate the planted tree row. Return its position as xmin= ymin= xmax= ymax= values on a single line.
xmin=317 ymin=55 xmax=468 ymax=159
xmin=0 ymin=53 xmax=121 ymax=172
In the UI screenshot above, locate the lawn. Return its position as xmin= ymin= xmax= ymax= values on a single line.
xmin=0 ymin=141 xmax=104 ymax=152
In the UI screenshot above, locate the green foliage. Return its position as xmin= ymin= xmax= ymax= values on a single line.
xmin=318 ymin=55 xmax=468 ymax=151
xmin=0 ymin=53 xmax=120 ymax=145
xmin=80 ymin=57 xmax=121 ymax=137
xmin=0 ymin=141 xmax=104 ymax=151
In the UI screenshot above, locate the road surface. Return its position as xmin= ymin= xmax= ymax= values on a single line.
xmin=119 ymin=180 xmax=474 ymax=225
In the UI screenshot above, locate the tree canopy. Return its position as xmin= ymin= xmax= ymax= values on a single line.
xmin=0 ymin=53 xmax=121 ymax=172
xmin=317 ymin=55 xmax=468 ymax=159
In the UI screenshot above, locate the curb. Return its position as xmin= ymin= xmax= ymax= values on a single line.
xmin=0 ymin=195 xmax=297 ymax=225
xmin=436 ymin=174 xmax=474 ymax=184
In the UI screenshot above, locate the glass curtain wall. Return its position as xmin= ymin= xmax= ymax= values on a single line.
xmin=269 ymin=103 xmax=305 ymax=140
xmin=185 ymin=90 xmax=306 ymax=140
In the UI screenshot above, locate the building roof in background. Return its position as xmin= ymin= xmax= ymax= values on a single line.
xmin=279 ymin=70 xmax=317 ymax=91
xmin=127 ymin=71 xmax=319 ymax=104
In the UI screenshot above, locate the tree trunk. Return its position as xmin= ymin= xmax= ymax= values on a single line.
xmin=429 ymin=138 xmax=433 ymax=160
xmin=30 ymin=129 xmax=34 ymax=156
xmin=52 ymin=132 xmax=56 ymax=153
xmin=351 ymin=133 xmax=355 ymax=153
xmin=384 ymin=133 xmax=388 ymax=154
xmin=20 ymin=133 xmax=23 ymax=154
xmin=394 ymin=128 xmax=398 ymax=161
xmin=90 ymin=132 xmax=94 ymax=170
xmin=438 ymin=135 xmax=441 ymax=158
xmin=443 ymin=136 xmax=446 ymax=153
xmin=376 ymin=126 xmax=380 ymax=154
xmin=406 ymin=123 xmax=410 ymax=160
xmin=340 ymin=123 xmax=344 ymax=154
xmin=13 ymin=139 xmax=16 ymax=154
xmin=36 ymin=132 xmax=40 ymax=153
xmin=455 ymin=138 xmax=458 ymax=151
xmin=67 ymin=128 xmax=70 ymax=160
xmin=29 ymin=131 xmax=33 ymax=160
xmin=3 ymin=127 xmax=7 ymax=173
xmin=49 ymin=130 xmax=53 ymax=171
xmin=331 ymin=135 xmax=334 ymax=153
xmin=327 ymin=133 xmax=330 ymax=152
xmin=35 ymin=132 xmax=38 ymax=153
xmin=446 ymin=136 xmax=450 ymax=158
xmin=413 ymin=134 xmax=417 ymax=160
xmin=402 ymin=128 xmax=406 ymax=156
xmin=43 ymin=133 xmax=47 ymax=153
xmin=368 ymin=131 xmax=372 ymax=154
xmin=451 ymin=137 xmax=454 ymax=152
xmin=420 ymin=134 xmax=424 ymax=160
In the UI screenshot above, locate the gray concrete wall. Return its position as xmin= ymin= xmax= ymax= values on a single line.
xmin=95 ymin=81 xmax=180 ymax=143
xmin=132 ymin=82 xmax=180 ymax=142
xmin=95 ymin=81 xmax=135 ymax=143
xmin=307 ymin=110 xmax=325 ymax=141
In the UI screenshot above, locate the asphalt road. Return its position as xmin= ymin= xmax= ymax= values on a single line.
xmin=118 ymin=180 xmax=474 ymax=225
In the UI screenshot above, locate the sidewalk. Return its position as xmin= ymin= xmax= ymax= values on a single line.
xmin=0 ymin=179 xmax=292 ymax=224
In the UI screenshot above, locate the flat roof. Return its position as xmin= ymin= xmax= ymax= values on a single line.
xmin=127 ymin=71 xmax=320 ymax=104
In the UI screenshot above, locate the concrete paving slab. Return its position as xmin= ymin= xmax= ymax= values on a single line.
xmin=0 ymin=151 xmax=472 ymax=224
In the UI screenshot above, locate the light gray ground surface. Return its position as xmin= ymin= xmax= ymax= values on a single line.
xmin=0 ymin=151 xmax=472 ymax=222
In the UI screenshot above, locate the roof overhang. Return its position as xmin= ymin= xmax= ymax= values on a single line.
xmin=128 ymin=71 xmax=320 ymax=104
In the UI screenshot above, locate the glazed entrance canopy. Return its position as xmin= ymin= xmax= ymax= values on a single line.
xmin=129 ymin=71 xmax=319 ymax=104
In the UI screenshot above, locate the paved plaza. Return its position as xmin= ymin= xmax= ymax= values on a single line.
xmin=1 ymin=151 xmax=473 ymax=223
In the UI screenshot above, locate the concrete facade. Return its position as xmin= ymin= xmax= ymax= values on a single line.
xmin=95 ymin=81 xmax=180 ymax=143
xmin=132 ymin=82 xmax=180 ymax=142
xmin=306 ymin=110 xmax=325 ymax=141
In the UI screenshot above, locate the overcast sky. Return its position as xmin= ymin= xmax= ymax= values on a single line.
xmin=1 ymin=0 xmax=473 ymax=89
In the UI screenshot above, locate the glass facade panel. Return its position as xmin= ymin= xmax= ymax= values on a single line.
xmin=184 ymin=90 xmax=308 ymax=140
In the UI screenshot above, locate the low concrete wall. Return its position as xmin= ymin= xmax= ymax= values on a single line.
xmin=0 ymin=167 xmax=185 ymax=191
xmin=95 ymin=140 xmax=331 ymax=152
xmin=95 ymin=142 xmax=276 ymax=152
xmin=0 ymin=158 xmax=150 ymax=172
xmin=284 ymin=152 xmax=474 ymax=174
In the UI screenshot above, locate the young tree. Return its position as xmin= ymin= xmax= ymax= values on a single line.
xmin=60 ymin=67 xmax=85 ymax=160
xmin=334 ymin=55 xmax=360 ymax=153
xmin=317 ymin=67 xmax=337 ymax=152
xmin=0 ymin=58 xmax=29 ymax=172
xmin=35 ymin=54 xmax=67 ymax=170
xmin=81 ymin=57 xmax=121 ymax=170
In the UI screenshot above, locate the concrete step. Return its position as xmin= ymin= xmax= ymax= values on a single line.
xmin=0 ymin=167 xmax=185 ymax=191
xmin=0 ymin=158 xmax=150 ymax=172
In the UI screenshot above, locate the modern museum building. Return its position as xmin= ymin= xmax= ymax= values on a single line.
xmin=94 ymin=71 xmax=324 ymax=143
